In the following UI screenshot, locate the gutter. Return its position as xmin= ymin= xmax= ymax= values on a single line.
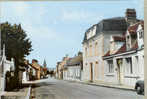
xmin=103 ymin=50 xmax=137 ymax=60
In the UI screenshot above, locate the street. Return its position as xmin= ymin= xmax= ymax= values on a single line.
xmin=32 ymin=78 xmax=144 ymax=99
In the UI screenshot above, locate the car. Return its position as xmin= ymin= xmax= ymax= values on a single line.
xmin=135 ymin=80 xmax=144 ymax=95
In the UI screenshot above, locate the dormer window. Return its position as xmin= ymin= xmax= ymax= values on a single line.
xmin=139 ymin=31 xmax=143 ymax=38
xmin=127 ymin=35 xmax=130 ymax=39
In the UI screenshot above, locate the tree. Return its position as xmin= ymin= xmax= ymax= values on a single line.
xmin=1 ymin=22 xmax=33 ymax=88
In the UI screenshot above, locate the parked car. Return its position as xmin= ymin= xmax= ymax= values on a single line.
xmin=135 ymin=80 xmax=144 ymax=95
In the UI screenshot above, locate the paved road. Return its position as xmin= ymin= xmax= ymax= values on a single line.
xmin=33 ymin=78 xmax=144 ymax=99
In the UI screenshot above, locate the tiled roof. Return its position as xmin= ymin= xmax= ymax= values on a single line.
xmin=103 ymin=51 xmax=110 ymax=57
xmin=113 ymin=36 xmax=125 ymax=42
xmin=128 ymin=21 xmax=144 ymax=35
xmin=104 ymin=41 xmax=138 ymax=57
xmin=115 ymin=43 xmax=126 ymax=54
xmin=83 ymin=17 xmax=127 ymax=43
xmin=65 ymin=55 xmax=83 ymax=66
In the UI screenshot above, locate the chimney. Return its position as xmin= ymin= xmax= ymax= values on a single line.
xmin=125 ymin=9 xmax=137 ymax=25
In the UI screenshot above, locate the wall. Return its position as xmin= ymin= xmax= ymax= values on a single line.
xmin=64 ymin=65 xmax=82 ymax=81
xmin=83 ymin=34 xmax=104 ymax=82
xmin=0 ymin=57 xmax=14 ymax=92
xmin=104 ymin=49 xmax=144 ymax=87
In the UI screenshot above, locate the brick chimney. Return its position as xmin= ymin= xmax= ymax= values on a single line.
xmin=125 ymin=9 xmax=137 ymax=25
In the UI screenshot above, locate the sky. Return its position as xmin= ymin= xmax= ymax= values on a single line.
xmin=0 ymin=0 xmax=144 ymax=68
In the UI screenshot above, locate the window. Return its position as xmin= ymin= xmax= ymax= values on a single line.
xmin=1 ymin=61 xmax=4 ymax=77
xmin=126 ymin=57 xmax=133 ymax=74
xmin=95 ymin=42 xmax=98 ymax=56
xmin=89 ymin=45 xmax=92 ymax=57
xmin=107 ymin=60 xmax=114 ymax=73
xmin=127 ymin=36 xmax=129 ymax=39
xmin=127 ymin=43 xmax=130 ymax=49
xmin=85 ymin=47 xmax=87 ymax=57
xmin=139 ymin=31 xmax=143 ymax=38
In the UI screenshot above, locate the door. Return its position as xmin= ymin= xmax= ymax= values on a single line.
xmin=117 ymin=59 xmax=123 ymax=84
xmin=90 ymin=63 xmax=93 ymax=82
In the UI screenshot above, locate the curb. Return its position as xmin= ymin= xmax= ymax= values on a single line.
xmin=25 ymin=86 xmax=31 ymax=99
xmin=86 ymin=83 xmax=135 ymax=92
xmin=62 ymin=79 xmax=135 ymax=92
xmin=0 ymin=92 xmax=5 ymax=99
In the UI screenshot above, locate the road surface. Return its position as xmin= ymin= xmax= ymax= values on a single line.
xmin=32 ymin=78 xmax=144 ymax=99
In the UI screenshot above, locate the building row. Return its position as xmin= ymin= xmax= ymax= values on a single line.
xmin=56 ymin=9 xmax=144 ymax=88
xmin=23 ymin=59 xmax=48 ymax=82
xmin=0 ymin=46 xmax=48 ymax=92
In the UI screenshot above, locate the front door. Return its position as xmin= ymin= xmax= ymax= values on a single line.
xmin=90 ymin=63 xmax=93 ymax=82
xmin=117 ymin=59 xmax=123 ymax=84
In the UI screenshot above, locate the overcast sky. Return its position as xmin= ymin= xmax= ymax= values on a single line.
xmin=1 ymin=0 xmax=144 ymax=68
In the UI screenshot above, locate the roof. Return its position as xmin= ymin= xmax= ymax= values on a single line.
xmin=128 ymin=21 xmax=144 ymax=35
xmin=115 ymin=43 xmax=126 ymax=54
xmin=103 ymin=51 xmax=110 ymax=57
xmin=103 ymin=41 xmax=138 ymax=58
xmin=30 ymin=63 xmax=40 ymax=70
xmin=65 ymin=55 xmax=83 ymax=66
xmin=83 ymin=17 xmax=127 ymax=43
xmin=113 ymin=36 xmax=125 ymax=42
xmin=103 ymin=21 xmax=143 ymax=58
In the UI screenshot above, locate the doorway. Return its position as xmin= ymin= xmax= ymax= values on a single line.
xmin=90 ymin=63 xmax=93 ymax=82
xmin=116 ymin=58 xmax=123 ymax=84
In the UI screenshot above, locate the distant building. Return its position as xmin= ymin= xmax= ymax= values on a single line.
xmin=31 ymin=59 xmax=41 ymax=80
xmin=56 ymin=56 xmax=69 ymax=79
xmin=63 ymin=52 xmax=83 ymax=81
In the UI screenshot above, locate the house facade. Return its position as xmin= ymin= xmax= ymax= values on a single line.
xmin=82 ymin=9 xmax=140 ymax=82
xmin=63 ymin=52 xmax=83 ymax=81
xmin=31 ymin=59 xmax=41 ymax=80
xmin=0 ymin=45 xmax=15 ymax=92
xmin=103 ymin=21 xmax=144 ymax=87
xmin=56 ymin=56 xmax=69 ymax=79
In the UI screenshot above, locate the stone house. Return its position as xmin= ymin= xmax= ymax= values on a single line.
xmin=55 ymin=62 xmax=61 ymax=79
xmin=56 ymin=56 xmax=69 ymax=79
xmin=82 ymin=9 xmax=140 ymax=82
xmin=103 ymin=21 xmax=144 ymax=87
xmin=31 ymin=59 xmax=41 ymax=80
xmin=63 ymin=52 xmax=83 ymax=81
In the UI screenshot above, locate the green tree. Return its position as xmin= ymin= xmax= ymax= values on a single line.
xmin=1 ymin=22 xmax=33 ymax=88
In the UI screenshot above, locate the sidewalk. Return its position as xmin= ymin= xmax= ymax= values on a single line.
xmin=63 ymin=79 xmax=135 ymax=91
xmin=1 ymin=86 xmax=31 ymax=99
xmin=23 ymin=78 xmax=50 ymax=84
xmin=84 ymin=81 xmax=135 ymax=91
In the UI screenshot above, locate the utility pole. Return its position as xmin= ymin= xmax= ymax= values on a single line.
xmin=0 ymin=25 xmax=1 ymax=57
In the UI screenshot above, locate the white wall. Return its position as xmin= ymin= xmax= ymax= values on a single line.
xmin=63 ymin=65 xmax=82 ymax=81
xmin=0 ymin=57 xmax=15 ymax=91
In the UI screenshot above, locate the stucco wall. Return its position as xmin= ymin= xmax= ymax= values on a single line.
xmin=63 ymin=65 xmax=82 ymax=81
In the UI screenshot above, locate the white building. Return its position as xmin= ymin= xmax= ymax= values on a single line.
xmin=63 ymin=52 xmax=83 ymax=81
xmin=103 ymin=21 xmax=144 ymax=87
xmin=82 ymin=9 xmax=141 ymax=83
xmin=82 ymin=17 xmax=129 ymax=82
xmin=0 ymin=45 xmax=15 ymax=92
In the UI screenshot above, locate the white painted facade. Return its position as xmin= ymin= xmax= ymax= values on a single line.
xmin=0 ymin=46 xmax=15 ymax=92
xmin=83 ymin=34 xmax=104 ymax=82
xmin=63 ymin=65 xmax=82 ymax=81
xmin=103 ymin=22 xmax=144 ymax=87
xmin=83 ymin=31 xmax=125 ymax=82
